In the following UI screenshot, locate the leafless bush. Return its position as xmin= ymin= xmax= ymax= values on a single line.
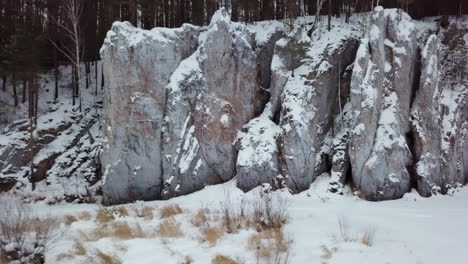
xmin=0 ymin=196 xmax=60 ymax=264
xmin=248 ymin=228 xmax=292 ymax=264
xmin=219 ymin=190 xmax=242 ymax=233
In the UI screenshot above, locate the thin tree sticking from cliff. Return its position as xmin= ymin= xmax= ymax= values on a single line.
xmin=49 ymin=0 xmax=84 ymax=111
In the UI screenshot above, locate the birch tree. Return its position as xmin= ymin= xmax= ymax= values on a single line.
xmin=49 ymin=0 xmax=83 ymax=111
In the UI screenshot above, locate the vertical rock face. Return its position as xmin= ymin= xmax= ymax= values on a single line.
xmin=100 ymin=7 xmax=467 ymax=204
xmin=410 ymin=35 xmax=442 ymax=196
xmin=100 ymin=10 xmax=258 ymax=203
xmin=100 ymin=22 xmax=199 ymax=203
xmin=236 ymin=23 xmax=361 ymax=192
xmin=411 ymin=23 xmax=468 ymax=196
xmin=160 ymin=10 xmax=258 ymax=198
xmin=348 ymin=8 xmax=417 ymax=200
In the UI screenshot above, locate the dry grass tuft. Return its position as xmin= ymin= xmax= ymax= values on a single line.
xmin=157 ymin=218 xmax=183 ymax=238
xmin=248 ymin=228 xmax=291 ymax=262
xmin=181 ymin=255 xmax=193 ymax=264
xmin=211 ymin=255 xmax=239 ymax=264
xmin=64 ymin=215 xmax=78 ymax=225
xmin=160 ymin=204 xmax=183 ymax=219
xmin=88 ymin=249 xmax=122 ymax=264
xmin=191 ymin=208 xmax=209 ymax=227
xmin=201 ymin=226 xmax=224 ymax=246
xmin=80 ymin=221 xmax=149 ymax=241
xmin=74 ymin=240 xmax=87 ymax=255
xmin=361 ymin=229 xmax=375 ymax=247
xmin=116 ymin=206 xmax=129 ymax=217
xmin=142 ymin=207 xmax=154 ymax=220
xmin=96 ymin=207 xmax=114 ymax=223
xmin=111 ymin=221 xmax=133 ymax=239
xmin=320 ymin=245 xmax=337 ymax=260
xmin=78 ymin=211 xmax=92 ymax=220
xmin=56 ymin=253 xmax=74 ymax=261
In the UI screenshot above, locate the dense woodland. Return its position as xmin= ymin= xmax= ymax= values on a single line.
xmin=0 ymin=0 xmax=466 ymax=112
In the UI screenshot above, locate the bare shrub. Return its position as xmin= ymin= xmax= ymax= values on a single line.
xmin=160 ymin=204 xmax=183 ymax=219
xmin=220 ymin=191 xmax=242 ymax=233
xmin=248 ymin=228 xmax=292 ymax=263
xmin=211 ymin=255 xmax=239 ymax=264
xmin=157 ymin=218 xmax=183 ymax=238
xmin=0 ymin=196 xmax=60 ymax=264
xmin=250 ymin=191 xmax=289 ymax=231
xmin=201 ymin=226 xmax=224 ymax=246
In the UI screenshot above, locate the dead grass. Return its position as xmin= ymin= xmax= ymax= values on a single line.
xmin=157 ymin=218 xmax=183 ymax=238
xmin=96 ymin=207 xmax=114 ymax=223
xmin=88 ymin=249 xmax=122 ymax=264
xmin=320 ymin=245 xmax=337 ymax=260
xmin=115 ymin=206 xmax=129 ymax=217
xmin=201 ymin=226 xmax=224 ymax=246
xmin=56 ymin=253 xmax=74 ymax=261
xmin=64 ymin=215 xmax=78 ymax=225
xmin=142 ymin=207 xmax=154 ymax=220
xmin=191 ymin=208 xmax=209 ymax=227
xmin=160 ymin=204 xmax=183 ymax=219
xmin=211 ymin=255 xmax=239 ymax=264
xmin=74 ymin=240 xmax=87 ymax=255
xmin=361 ymin=229 xmax=375 ymax=247
xmin=78 ymin=211 xmax=92 ymax=220
xmin=181 ymin=255 xmax=193 ymax=264
xmin=80 ymin=221 xmax=149 ymax=241
xmin=248 ymin=228 xmax=291 ymax=262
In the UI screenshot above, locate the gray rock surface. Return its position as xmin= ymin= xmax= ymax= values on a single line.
xmin=99 ymin=7 xmax=467 ymax=203
xmin=100 ymin=21 xmax=199 ymax=203
xmin=348 ymin=8 xmax=417 ymax=200
xmin=411 ymin=23 xmax=468 ymax=196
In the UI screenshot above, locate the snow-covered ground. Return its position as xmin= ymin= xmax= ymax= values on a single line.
xmin=26 ymin=175 xmax=468 ymax=264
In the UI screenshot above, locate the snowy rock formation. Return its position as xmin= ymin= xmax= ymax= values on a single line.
xmin=348 ymin=7 xmax=418 ymax=200
xmin=98 ymin=8 xmax=468 ymax=203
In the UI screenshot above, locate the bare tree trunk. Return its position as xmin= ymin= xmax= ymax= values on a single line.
xmin=328 ymin=0 xmax=332 ymax=31
xmin=22 ymin=79 xmax=27 ymax=104
xmin=12 ymin=74 xmax=18 ymax=107
xmin=53 ymin=49 xmax=59 ymax=101
xmin=72 ymin=65 xmax=76 ymax=106
xmin=101 ymin=63 xmax=104 ymax=90
xmin=28 ymin=74 xmax=36 ymax=190
xmin=1 ymin=75 xmax=6 ymax=92
xmin=85 ymin=62 xmax=89 ymax=89
xmin=95 ymin=60 xmax=98 ymax=95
